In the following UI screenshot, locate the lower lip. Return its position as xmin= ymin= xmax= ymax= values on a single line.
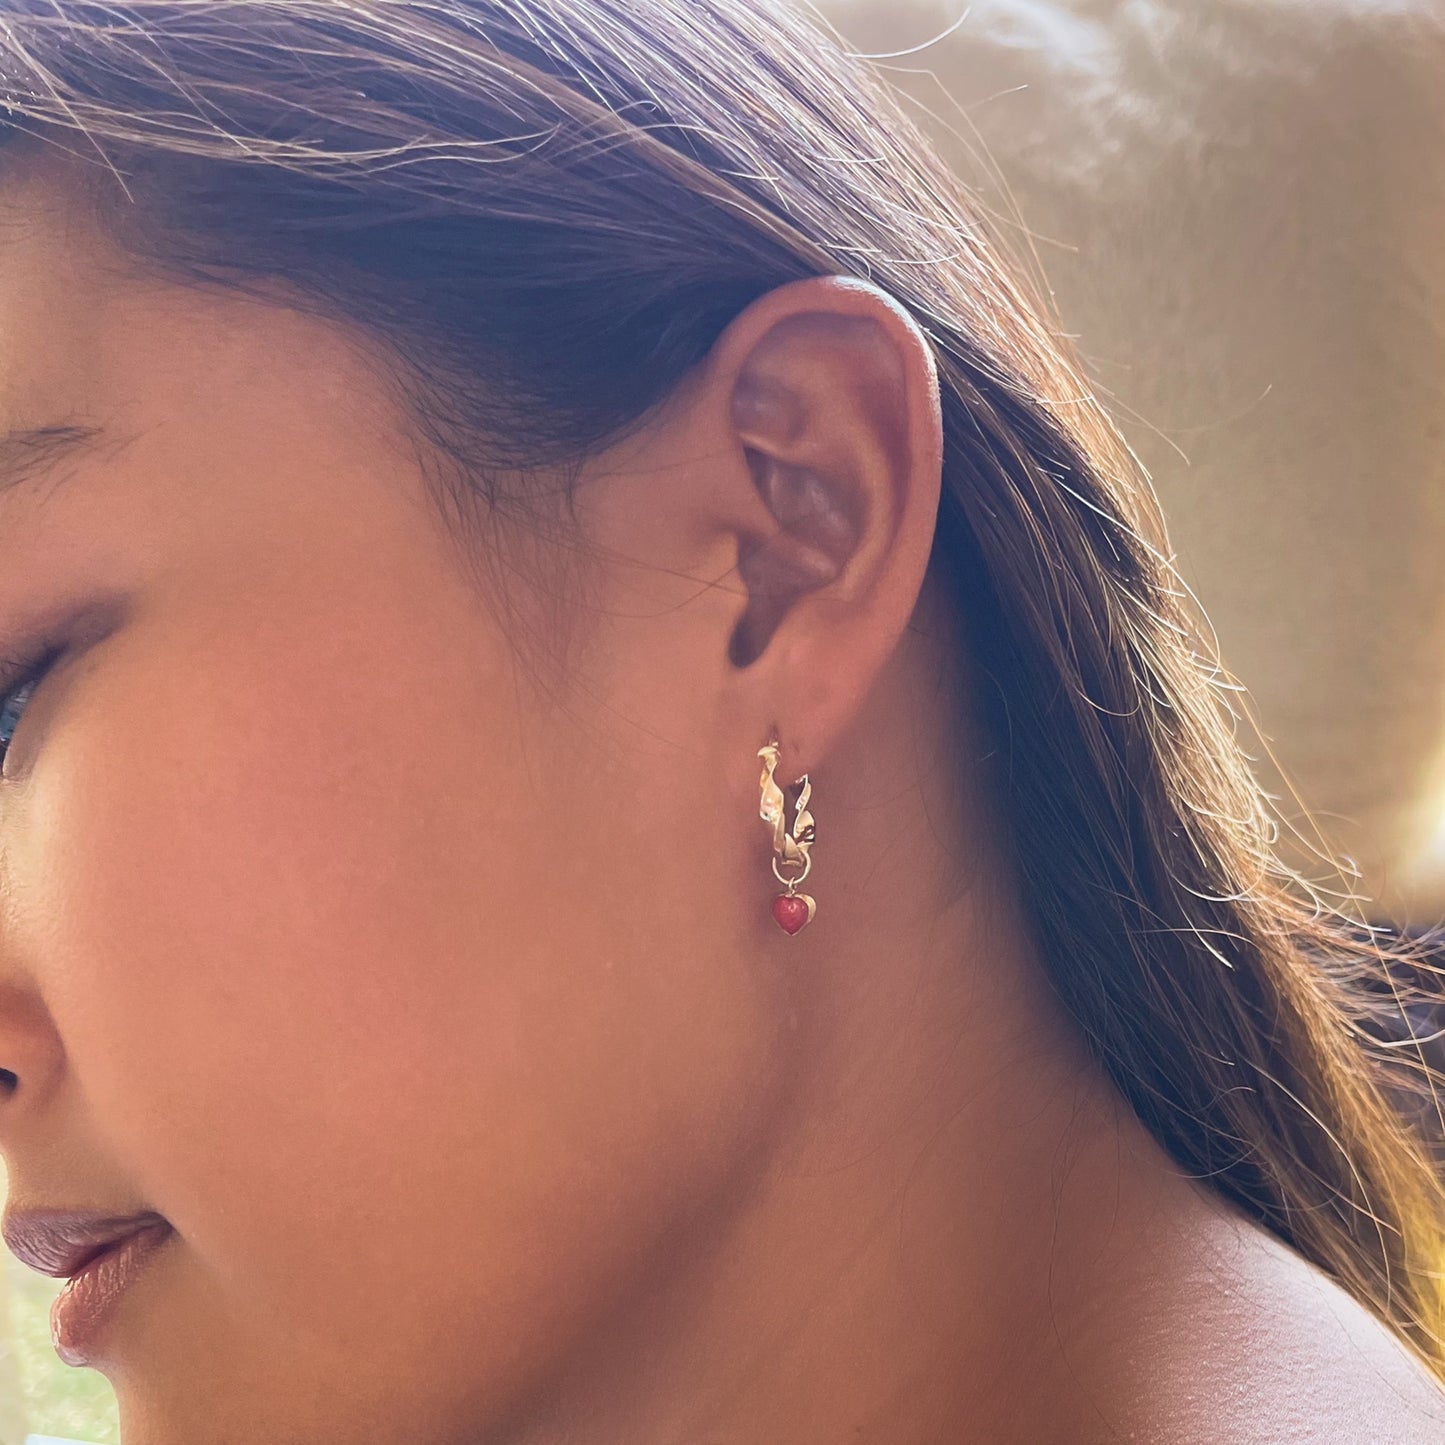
xmin=50 ymin=1223 xmax=173 ymax=1366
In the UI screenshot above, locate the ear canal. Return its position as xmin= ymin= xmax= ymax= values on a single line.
xmin=729 ymin=530 xmax=840 ymax=666
xmin=728 ymin=452 xmax=856 ymax=668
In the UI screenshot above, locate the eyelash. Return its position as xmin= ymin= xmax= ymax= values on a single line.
xmin=0 ymin=647 xmax=61 ymax=772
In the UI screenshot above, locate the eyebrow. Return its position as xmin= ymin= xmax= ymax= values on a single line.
xmin=0 ymin=423 xmax=107 ymax=500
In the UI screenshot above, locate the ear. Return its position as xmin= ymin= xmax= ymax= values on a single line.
xmin=710 ymin=275 xmax=944 ymax=775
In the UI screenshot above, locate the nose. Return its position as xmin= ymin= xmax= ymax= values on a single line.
xmin=0 ymin=981 xmax=66 ymax=1131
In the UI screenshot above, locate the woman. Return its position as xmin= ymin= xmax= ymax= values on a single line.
xmin=0 ymin=1 xmax=1439 ymax=1441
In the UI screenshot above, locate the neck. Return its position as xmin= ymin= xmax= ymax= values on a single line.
xmin=496 ymin=626 xmax=1236 ymax=1443
xmin=498 ymin=882 xmax=1231 ymax=1443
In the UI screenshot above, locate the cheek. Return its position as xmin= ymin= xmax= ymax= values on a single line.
xmin=16 ymin=608 xmax=780 ymax=1395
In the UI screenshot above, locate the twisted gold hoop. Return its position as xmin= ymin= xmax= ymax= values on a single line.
xmin=758 ymin=738 xmax=817 ymax=934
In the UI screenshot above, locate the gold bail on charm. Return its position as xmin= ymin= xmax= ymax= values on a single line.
xmin=757 ymin=738 xmax=817 ymax=935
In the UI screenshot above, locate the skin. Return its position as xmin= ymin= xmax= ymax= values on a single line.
xmin=0 ymin=160 xmax=1441 ymax=1445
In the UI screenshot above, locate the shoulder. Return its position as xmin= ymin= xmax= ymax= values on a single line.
xmin=1083 ymin=1208 xmax=1445 ymax=1444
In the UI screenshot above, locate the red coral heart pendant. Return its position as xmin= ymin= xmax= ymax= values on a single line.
xmin=771 ymin=893 xmax=816 ymax=935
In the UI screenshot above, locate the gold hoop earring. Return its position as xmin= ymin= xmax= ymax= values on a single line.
xmin=758 ymin=737 xmax=817 ymax=934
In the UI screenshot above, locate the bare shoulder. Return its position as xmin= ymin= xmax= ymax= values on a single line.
xmin=1085 ymin=1208 xmax=1445 ymax=1444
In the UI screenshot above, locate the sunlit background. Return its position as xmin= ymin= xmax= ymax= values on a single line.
xmin=825 ymin=0 xmax=1445 ymax=925
xmin=3 ymin=0 xmax=1444 ymax=1438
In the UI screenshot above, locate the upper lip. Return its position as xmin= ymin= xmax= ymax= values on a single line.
xmin=2 ymin=1207 xmax=170 ymax=1279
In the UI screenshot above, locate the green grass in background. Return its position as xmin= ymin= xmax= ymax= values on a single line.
xmin=4 ymin=1250 xmax=119 ymax=1445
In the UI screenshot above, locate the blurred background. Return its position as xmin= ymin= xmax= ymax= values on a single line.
xmin=4 ymin=1 xmax=1445 ymax=1438
xmin=823 ymin=0 xmax=1445 ymax=925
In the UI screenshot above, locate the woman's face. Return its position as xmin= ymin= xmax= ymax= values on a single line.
xmin=0 ymin=171 xmax=793 ymax=1441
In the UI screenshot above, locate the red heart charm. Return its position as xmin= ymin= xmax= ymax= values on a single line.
xmin=771 ymin=893 xmax=815 ymax=935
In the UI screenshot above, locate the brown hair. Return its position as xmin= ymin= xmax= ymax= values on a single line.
xmin=3 ymin=0 xmax=1443 ymax=1374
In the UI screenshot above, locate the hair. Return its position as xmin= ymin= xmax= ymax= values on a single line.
xmin=2 ymin=0 xmax=1443 ymax=1377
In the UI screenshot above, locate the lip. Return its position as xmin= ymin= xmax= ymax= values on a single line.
xmin=49 ymin=1221 xmax=173 ymax=1365
xmin=3 ymin=1206 xmax=171 ymax=1278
